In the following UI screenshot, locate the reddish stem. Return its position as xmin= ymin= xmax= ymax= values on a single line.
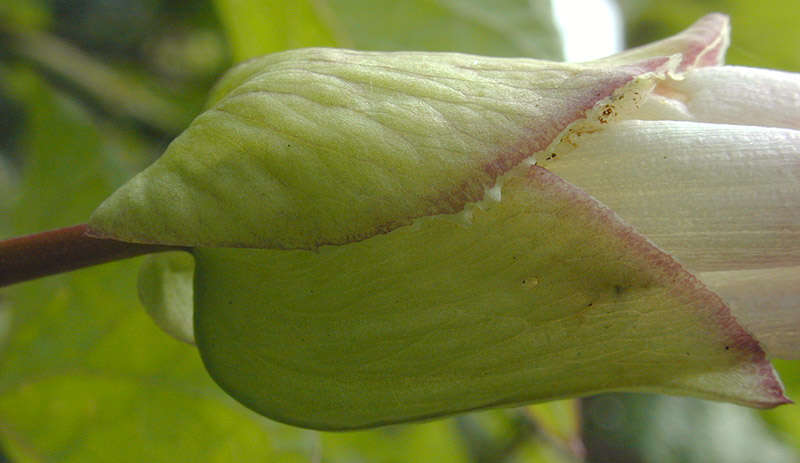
xmin=0 ymin=224 xmax=186 ymax=287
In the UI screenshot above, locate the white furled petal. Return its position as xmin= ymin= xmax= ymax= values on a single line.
xmin=701 ymin=267 xmax=800 ymax=359
xmin=545 ymin=120 xmax=800 ymax=272
xmin=651 ymin=66 xmax=800 ymax=130
xmin=593 ymin=13 xmax=729 ymax=71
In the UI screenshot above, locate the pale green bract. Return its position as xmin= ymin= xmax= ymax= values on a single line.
xmin=137 ymin=251 xmax=196 ymax=344
xmin=89 ymin=48 xmax=664 ymax=249
xmin=192 ymin=169 xmax=783 ymax=429
xmin=88 ymin=14 xmax=797 ymax=429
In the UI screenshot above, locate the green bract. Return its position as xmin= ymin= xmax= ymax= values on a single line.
xmin=193 ymin=169 xmax=783 ymax=429
xmin=137 ymin=251 xmax=195 ymax=344
xmin=88 ymin=14 xmax=795 ymax=429
xmin=88 ymin=49 xmax=665 ymax=249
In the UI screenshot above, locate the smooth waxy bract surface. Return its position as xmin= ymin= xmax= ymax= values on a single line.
xmin=194 ymin=168 xmax=783 ymax=429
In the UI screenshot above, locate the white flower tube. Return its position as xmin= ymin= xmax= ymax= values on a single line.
xmin=547 ymin=121 xmax=800 ymax=272
xmin=547 ymin=67 xmax=800 ymax=359
xmin=644 ymin=66 xmax=800 ymax=129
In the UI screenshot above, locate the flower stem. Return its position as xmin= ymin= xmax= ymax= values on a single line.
xmin=0 ymin=224 xmax=186 ymax=287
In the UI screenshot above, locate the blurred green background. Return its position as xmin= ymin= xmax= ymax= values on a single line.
xmin=0 ymin=0 xmax=798 ymax=461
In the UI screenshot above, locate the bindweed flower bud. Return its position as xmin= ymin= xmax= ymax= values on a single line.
xmin=88 ymin=14 xmax=799 ymax=430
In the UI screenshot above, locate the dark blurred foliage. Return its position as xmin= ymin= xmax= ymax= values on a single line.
xmin=2 ymin=0 xmax=229 ymax=153
xmin=48 ymin=0 xmax=225 ymax=74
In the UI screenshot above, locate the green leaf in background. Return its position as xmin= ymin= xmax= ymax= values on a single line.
xmin=0 ymin=0 xmax=49 ymax=31
xmin=212 ymin=0 xmax=341 ymax=62
xmin=212 ymin=0 xmax=563 ymax=62
xmin=619 ymin=0 xmax=800 ymax=71
xmin=321 ymin=421 xmax=470 ymax=463
xmin=526 ymin=400 xmax=584 ymax=458
xmin=327 ymin=0 xmax=562 ymax=58
xmin=762 ymin=359 xmax=800 ymax=453
xmin=454 ymin=408 xmax=582 ymax=463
